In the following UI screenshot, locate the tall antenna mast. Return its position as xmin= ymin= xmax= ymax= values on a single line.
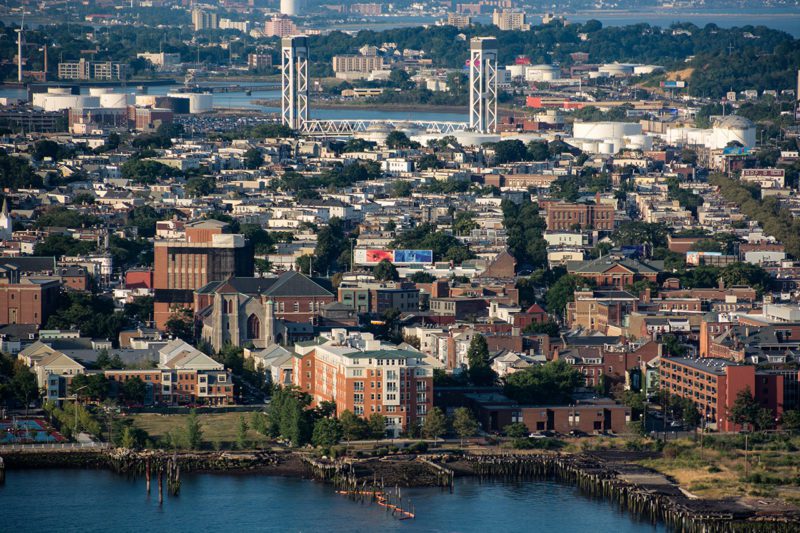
xmin=16 ymin=12 xmax=25 ymax=83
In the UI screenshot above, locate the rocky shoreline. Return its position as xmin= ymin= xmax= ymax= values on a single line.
xmin=2 ymin=448 xmax=799 ymax=531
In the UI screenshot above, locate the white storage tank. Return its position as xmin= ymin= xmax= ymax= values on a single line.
xmin=168 ymin=92 xmax=213 ymax=114
xmin=598 ymin=141 xmax=615 ymax=155
xmin=599 ymin=63 xmax=634 ymax=77
xmin=36 ymin=95 xmax=99 ymax=112
xmin=88 ymin=87 xmax=113 ymax=96
xmin=100 ymin=92 xmax=131 ymax=109
xmin=626 ymin=134 xmax=652 ymax=151
xmin=573 ymin=121 xmax=642 ymax=140
xmin=280 ymin=0 xmax=303 ymax=16
xmin=525 ymin=64 xmax=561 ymax=82
xmin=135 ymin=95 xmax=158 ymax=107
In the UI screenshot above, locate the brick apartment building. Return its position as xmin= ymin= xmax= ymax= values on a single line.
xmin=544 ymin=199 xmax=615 ymax=231
xmin=0 ymin=264 xmax=60 ymax=326
xmin=659 ymin=356 xmax=796 ymax=432
xmin=467 ymin=394 xmax=631 ymax=434
xmin=566 ymin=289 xmax=639 ymax=333
xmin=154 ymin=219 xmax=253 ymax=329
xmin=292 ymin=332 xmax=436 ymax=437
xmin=567 ymin=256 xmax=662 ymax=289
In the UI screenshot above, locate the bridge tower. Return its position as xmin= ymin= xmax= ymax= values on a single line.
xmin=469 ymin=37 xmax=498 ymax=134
xmin=281 ymin=36 xmax=309 ymax=131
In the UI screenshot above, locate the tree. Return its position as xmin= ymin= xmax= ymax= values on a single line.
xmin=368 ymin=414 xmax=387 ymax=441
xmin=34 ymin=234 xmax=97 ymax=258
xmin=523 ymin=321 xmax=560 ymax=337
xmin=340 ymin=409 xmax=368 ymax=442
xmin=390 ymin=180 xmax=413 ymax=197
xmin=452 ymin=407 xmax=479 ymax=446
xmin=165 ymin=308 xmax=194 ymax=342
xmin=422 ymin=407 xmax=447 ymax=444
xmin=492 ymin=140 xmax=529 ymax=164
xmin=11 ymin=362 xmax=38 ymax=412
xmin=236 ymin=414 xmax=249 ymax=449
xmin=504 ymin=360 xmax=584 ymax=405
xmin=265 ymin=386 xmax=313 ymax=446
xmin=453 ymin=211 xmax=479 ymax=236
xmin=728 ymin=387 xmax=761 ymax=430
xmin=718 ymin=262 xmax=771 ymax=296
xmin=312 ymin=417 xmax=343 ymax=448
xmin=243 ymin=148 xmax=264 ymax=169
xmin=373 ymin=259 xmax=399 ymax=282
xmin=780 ymin=410 xmax=800 ymax=432
xmin=503 ymin=422 xmax=529 ymax=438
xmin=385 ymin=131 xmax=416 ymax=149
xmin=120 ymin=426 xmax=137 ymax=449
xmin=122 ymin=377 xmax=146 ymax=405
xmin=545 ymin=274 xmax=593 ymax=316
xmin=466 ymin=334 xmax=496 ymax=386
xmin=409 ymin=271 xmax=436 ymax=283
xmin=186 ymin=409 xmax=203 ymax=449
xmin=527 ymin=140 xmax=549 ymax=161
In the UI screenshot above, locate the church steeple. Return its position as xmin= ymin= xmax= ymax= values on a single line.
xmin=0 ymin=197 xmax=12 ymax=241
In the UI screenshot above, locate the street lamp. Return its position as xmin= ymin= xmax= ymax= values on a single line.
xmin=71 ymin=385 xmax=89 ymax=439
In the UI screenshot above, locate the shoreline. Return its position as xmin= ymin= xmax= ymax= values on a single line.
xmin=3 ymin=448 xmax=798 ymax=530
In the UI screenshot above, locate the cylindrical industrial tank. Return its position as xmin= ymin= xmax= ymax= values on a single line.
xmin=280 ymin=0 xmax=303 ymax=16
xmin=626 ymin=134 xmax=652 ymax=151
xmin=41 ymin=95 xmax=100 ymax=112
xmin=168 ymin=92 xmax=212 ymax=114
xmin=100 ymin=93 xmax=131 ymax=108
xmin=135 ymin=95 xmax=158 ymax=107
xmin=573 ymin=121 xmax=642 ymax=140
xmin=155 ymin=96 xmax=191 ymax=114
xmin=598 ymin=141 xmax=615 ymax=155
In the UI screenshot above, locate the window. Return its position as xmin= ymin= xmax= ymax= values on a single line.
xmin=293 ymin=302 xmax=299 ymax=312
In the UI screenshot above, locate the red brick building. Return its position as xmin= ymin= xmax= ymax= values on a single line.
xmin=293 ymin=335 xmax=435 ymax=437
xmin=543 ymin=199 xmax=615 ymax=231
xmin=0 ymin=267 xmax=60 ymax=326
xmin=658 ymin=357 xmax=788 ymax=432
xmin=153 ymin=219 xmax=253 ymax=329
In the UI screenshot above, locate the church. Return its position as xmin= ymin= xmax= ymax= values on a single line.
xmin=194 ymin=271 xmax=336 ymax=352
xmin=0 ymin=198 xmax=13 ymax=241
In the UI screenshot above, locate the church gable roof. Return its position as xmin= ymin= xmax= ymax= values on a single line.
xmin=263 ymin=271 xmax=333 ymax=298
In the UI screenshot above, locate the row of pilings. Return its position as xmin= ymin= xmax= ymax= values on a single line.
xmin=462 ymin=454 xmax=799 ymax=533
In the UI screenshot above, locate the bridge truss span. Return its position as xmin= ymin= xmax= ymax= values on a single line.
xmin=301 ymin=119 xmax=469 ymax=137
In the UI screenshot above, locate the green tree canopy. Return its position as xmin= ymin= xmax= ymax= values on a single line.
xmin=504 ymin=360 xmax=584 ymax=405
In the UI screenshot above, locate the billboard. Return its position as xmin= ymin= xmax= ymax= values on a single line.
xmin=394 ymin=249 xmax=433 ymax=264
xmin=355 ymin=249 xmax=434 ymax=266
xmin=660 ymin=80 xmax=686 ymax=89
xmin=365 ymin=249 xmax=393 ymax=264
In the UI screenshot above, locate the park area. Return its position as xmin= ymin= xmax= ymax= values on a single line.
xmin=129 ymin=411 xmax=270 ymax=450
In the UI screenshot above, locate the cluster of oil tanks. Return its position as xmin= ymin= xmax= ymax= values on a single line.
xmin=30 ymin=86 xmax=213 ymax=114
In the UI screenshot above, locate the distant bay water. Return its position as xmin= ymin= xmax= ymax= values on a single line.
xmin=332 ymin=9 xmax=800 ymax=37
xmin=0 ymin=469 xmax=666 ymax=533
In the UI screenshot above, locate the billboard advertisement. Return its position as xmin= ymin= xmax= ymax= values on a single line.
xmin=355 ymin=249 xmax=434 ymax=266
xmin=394 ymin=249 xmax=433 ymax=264
xmin=660 ymin=80 xmax=686 ymax=88
xmin=365 ymin=249 xmax=393 ymax=264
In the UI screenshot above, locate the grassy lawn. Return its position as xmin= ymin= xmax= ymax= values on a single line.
xmin=129 ymin=411 xmax=270 ymax=450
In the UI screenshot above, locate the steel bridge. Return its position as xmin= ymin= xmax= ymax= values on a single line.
xmin=300 ymin=119 xmax=469 ymax=137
